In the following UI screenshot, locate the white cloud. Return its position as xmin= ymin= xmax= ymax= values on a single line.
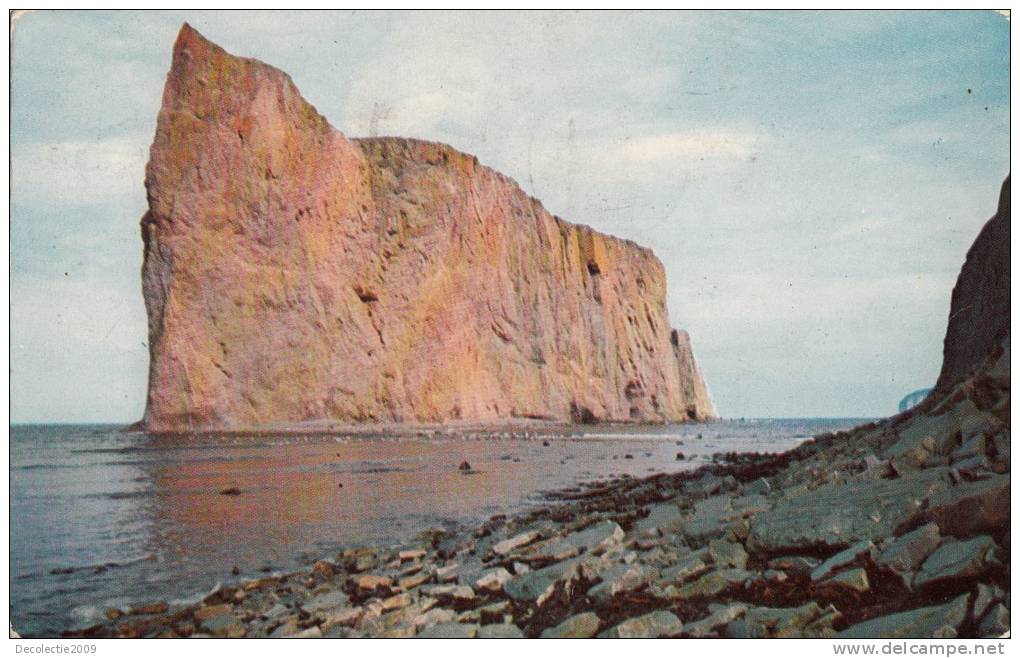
xmin=11 ymin=135 xmax=149 ymax=210
xmin=620 ymin=130 xmax=767 ymax=162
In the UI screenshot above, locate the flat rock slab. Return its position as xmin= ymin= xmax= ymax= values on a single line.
xmin=598 ymin=610 xmax=683 ymax=638
xmin=708 ymin=539 xmax=749 ymax=569
xmin=533 ymin=521 xmax=624 ymax=561
xmin=748 ymin=469 xmax=951 ymax=552
xmin=504 ymin=556 xmax=583 ymax=605
xmin=477 ymin=623 xmax=525 ymax=639
xmin=913 ymin=535 xmax=999 ymax=589
xmin=811 ymin=540 xmax=874 ymax=582
xmin=740 ymin=602 xmax=838 ymax=639
xmin=634 ymin=503 xmax=685 ymax=537
xmin=539 ymin=612 xmax=601 ymax=638
xmin=671 ymin=568 xmax=755 ymax=600
xmin=416 ymin=622 xmax=479 ymax=638
xmin=876 ymin=523 xmax=941 ymax=586
xmin=918 ymin=474 xmax=1009 ymax=538
xmin=492 ymin=531 xmax=541 ymax=556
xmin=586 ymin=563 xmax=658 ymax=603
xmin=838 ymin=594 xmax=970 ymax=638
xmin=301 ymin=589 xmax=350 ymax=615
xmin=684 ymin=604 xmax=748 ymax=638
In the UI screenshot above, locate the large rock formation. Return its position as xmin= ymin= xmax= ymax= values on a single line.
xmin=934 ymin=177 xmax=1010 ymax=393
xmin=139 ymin=24 xmax=716 ymax=432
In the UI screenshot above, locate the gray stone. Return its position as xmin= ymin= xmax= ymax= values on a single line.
xmin=585 ymin=563 xmax=658 ymax=603
xmin=269 ymin=618 xmax=300 ymax=638
xmin=811 ymin=540 xmax=874 ymax=582
xmin=416 ymin=622 xmax=478 ymax=638
xmin=743 ymin=478 xmax=772 ymax=496
xmin=682 ymin=495 xmax=734 ymax=544
xmin=838 ymin=594 xmax=970 ymax=638
xmin=709 ymin=539 xmax=749 ymax=569
xmin=534 ymin=521 xmax=624 ymax=560
xmin=477 ymin=623 xmax=524 ymax=639
xmin=818 ymin=567 xmax=870 ymax=594
xmin=634 ymin=503 xmax=685 ymax=537
xmin=954 ymin=434 xmax=987 ymax=461
xmin=748 ymin=468 xmax=951 ymax=553
xmin=978 ymin=603 xmax=1010 ymax=637
xmin=420 ymin=584 xmax=475 ymax=603
xmin=436 ymin=562 xmax=460 ymax=582
xmin=475 ymin=568 xmax=512 ymax=593
xmin=913 ymin=535 xmax=999 ymax=589
xmin=919 ymin=474 xmax=1009 ymax=538
xmin=876 ymin=523 xmax=941 ymax=587
xmin=200 ymin=612 xmax=245 ymax=638
xmin=503 ymin=550 xmax=587 ymax=603
xmin=684 ymin=604 xmax=748 ymax=638
xmin=413 ymin=607 xmax=456 ymax=630
xmin=660 ymin=555 xmax=709 ymax=584
xmin=671 ymin=568 xmax=754 ymax=600
xmin=973 ymin=583 xmax=1002 ymax=620
xmin=285 ymin=625 xmax=323 ymax=638
xmin=598 ymin=610 xmax=683 ymax=638
xmin=539 ymin=612 xmax=601 ymax=639
xmin=767 ymin=555 xmax=820 ymax=577
xmin=741 ymin=602 xmax=836 ymax=638
xmin=300 ymin=589 xmax=349 ymax=616
xmin=492 ymin=531 xmax=541 ymax=556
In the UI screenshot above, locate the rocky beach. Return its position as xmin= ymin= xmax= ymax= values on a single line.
xmin=59 ymin=167 xmax=1011 ymax=639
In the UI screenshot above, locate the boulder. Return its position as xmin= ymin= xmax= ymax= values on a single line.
xmin=539 ymin=612 xmax=601 ymax=639
xmin=475 ymin=568 xmax=513 ymax=593
xmin=477 ymin=623 xmax=525 ymax=639
xmin=492 ymin=531 xmax=541 ymax=556
xmin=585 ymin=563 xmax=658 ymax=603
xmin=917 ymin=474 xmax=1009 ymax=538
xmin=670 ymin=568 xmax=754 ymax=601
xmin=811 ymin=541 xmax=875 ymax=582
xmin=597 ymin=610 xmax=683 ymax=638
xmin=875 ymin=523 xmax=941 ymax=587
xmin=913 ymin=535 xmax=1000 ymax=589
xmin=708 ymin=539 xmax=749 ymax=570
xmin=416 ymin=622 xmax=478 ymax=638
xmin=838 ymin=594 xmax=970 ymax=638
xmin=978 ymin=603 xmax=1010 ymax=638
xmin=684 ymin=604 xmax=748 ymax=638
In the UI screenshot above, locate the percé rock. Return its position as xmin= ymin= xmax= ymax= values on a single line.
xmin=934 ymin=176 xmax=1010 ymax=393
xmin=139 ymin=24 xmax=716 ymax=431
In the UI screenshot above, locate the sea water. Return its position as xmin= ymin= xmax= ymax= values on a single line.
xmin=10 ymin=419 xmax=868 ymax=637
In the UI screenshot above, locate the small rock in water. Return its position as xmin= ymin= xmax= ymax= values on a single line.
xmin=230 ymin=566 xmax=240 ymax=575
xmin=219 ymin=487 xmax=241 ymax=496
xmin=624 ymin=454 xmax=634 ymax=460
xmin=676 ymin=452 xmax=686 ymax=460
xmin=458 ymin=461 xmax=471 ymax=471
xmin=543 ymin=440 xmax=550 ymax=447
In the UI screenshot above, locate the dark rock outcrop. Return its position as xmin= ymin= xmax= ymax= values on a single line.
xmin=935 ymin=176 xmax=1010 ymax=393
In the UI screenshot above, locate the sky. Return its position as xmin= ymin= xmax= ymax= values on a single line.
xmin=9 ymin=10 xmax=1010 ymax=423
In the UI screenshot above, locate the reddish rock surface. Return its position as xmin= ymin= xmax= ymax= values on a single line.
xmin=140 ymin=25 xmax=715 ymax=431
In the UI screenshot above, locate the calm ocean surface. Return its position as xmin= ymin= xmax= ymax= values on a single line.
xmin=10 ymin=419 xmax=869 ymax=637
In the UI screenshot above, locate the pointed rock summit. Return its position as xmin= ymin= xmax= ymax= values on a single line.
xmin=140 ymin=25 xmax=716 ymax=431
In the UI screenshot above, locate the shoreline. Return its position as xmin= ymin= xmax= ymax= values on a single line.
xmin=58 ymin=394 xmax=1010 ymax=639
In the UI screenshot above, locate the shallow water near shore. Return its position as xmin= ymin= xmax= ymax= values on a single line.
xmin=11 ymin=419 xmax=869 ymax=637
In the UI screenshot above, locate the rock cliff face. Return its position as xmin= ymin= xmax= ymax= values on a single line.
xmin=140 ymin=25 xmax=716 ymax=432
xmin=934 ymin=177 xmax=1010 ymax=393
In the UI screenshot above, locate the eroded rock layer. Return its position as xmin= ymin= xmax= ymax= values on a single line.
xmin=140 ymin=25 xmax=716 ymax=431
